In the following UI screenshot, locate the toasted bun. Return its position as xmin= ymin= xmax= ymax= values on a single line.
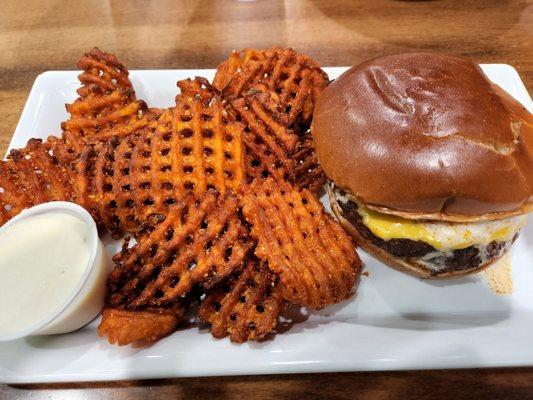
xmin=312 ymin=53 xmax=533 ymax=221
xmin=328 ymin=189 xmax=505 ymax=279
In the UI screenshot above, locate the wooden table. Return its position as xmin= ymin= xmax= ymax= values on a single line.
xmin=1 ymin=0 xmax=532 ymax=398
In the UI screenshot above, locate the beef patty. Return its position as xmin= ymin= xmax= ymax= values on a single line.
xmin=334 ymin=188 xmax=511 ymax=275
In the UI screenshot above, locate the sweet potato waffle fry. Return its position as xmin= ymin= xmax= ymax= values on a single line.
xmin=0 ymin=138 xmax=75 ymax=225
xmin=292 ymin=135 xmax=326 ymax=192
xmin=0 ymin=162 xmax=28 ymax=225
xmin=213 ymin=47 xmax=329 ymax=129
xmin=70 ymin=80 xmax=246 ymax=235
xmin=46 ymin=133 xmax=84 ymax=167
xmin=176 ymin=76 xmax=218 ymax=104
xmin=8 ymin=139 xmax=74 ymax=202
xmin=92 ymin=135 xmax=139 ymax=234
xmin=98 ymin=304 xmax=185 ymax=346
xmin=199 ymin=259 xmax=283 ymax=343
xmin=61 ymin=47 xmax=156 ymax=149
xmin=106 ymin=191 xmax=253 ymax=309
xmin=232 ymin=92 xmax=298 ymax=154
xmin=71 ymin=142 xmax=101 ymax=225
xmin=130 ymin=80 xmax=245 ymax=219
xmin=241 ymin=178 xmax=361 ymax=309
xmin=230 ymin=93 xmax=325 ymax=192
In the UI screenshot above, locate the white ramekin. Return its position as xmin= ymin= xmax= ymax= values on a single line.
xmin=0 ymin=201 xmax=110 ymax=341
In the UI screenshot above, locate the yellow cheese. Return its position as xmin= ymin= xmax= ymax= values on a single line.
xmin=491 ymin=226 xmax=512 ymax=242
xmin=356 ymin=204 xmax=525 ymax=251
xmin=356 ymin=205 xmax=443 ymax=250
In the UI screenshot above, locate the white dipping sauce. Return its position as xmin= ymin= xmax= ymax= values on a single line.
xmin=0 ymin=212 xmax=91 ymax=334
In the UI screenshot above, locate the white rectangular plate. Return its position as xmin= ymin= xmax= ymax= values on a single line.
xmin=1 ymin=66 xmax=532 ymax=384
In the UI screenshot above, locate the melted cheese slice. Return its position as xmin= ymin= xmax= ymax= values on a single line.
xmin=356 ymin=204 xmax=526 ymax=251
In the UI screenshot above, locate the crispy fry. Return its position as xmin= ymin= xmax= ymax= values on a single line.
xmin=92 ymin=135 xmax=138 ymax=235
xmin=232 ymin=92 xmax=298 ymax=154
xmin=46 ymin=133 xmax=83 ymax=166
xmin=107 ymin=191 xmax=253 ymax=308
xmin=77 ymin=47 xmax=132 ymax=93
xmin=229 ymin=93 xmax=325 ymax=192
xmin=70 ymin=79 xmax=246 ymax=234
xmin=130 ymin=81 xmax=245 ymax=219
xmin=230 ymin=92 xmax=296 ymax=187
xmin=176 ymin=76 xmax=219 ymax=104
xmin=0 ymin=138 xmax=76 ymax=226
xmin=98 ymin=306 xmax=184 ymax=346
xmin=292 ymin=135 xmax=326 ymax=192
xmin=72 ymin=142 xmax=102 ymax=226
xmin=241 ymin=178 xmax=361 ymax=309
xmin=0 ymin=161 xmax=32 ymax=225
xmin=199 ymin=259 xmax=283 ymax=343
xmin=8 ymin=139 xmax=74 ymax=202
xmin=62 ymin=47 xmax=156 ymax=147
xmin=213 ymin=47 xmax=329 ymax=129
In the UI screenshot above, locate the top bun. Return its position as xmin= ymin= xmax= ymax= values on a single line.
xmin=312 ymin=53 xmax=533 ymax=221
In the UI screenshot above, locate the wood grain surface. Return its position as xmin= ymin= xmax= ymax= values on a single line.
xmin=1 ymin=0 xmax=532 ymax=398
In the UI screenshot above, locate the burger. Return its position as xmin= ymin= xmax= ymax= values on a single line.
xmin=311 ymin=53 xmax=533 ymax=279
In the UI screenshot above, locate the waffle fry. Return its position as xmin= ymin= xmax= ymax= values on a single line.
xmin=232 ymin=93 xmax=298 ymax=154
xmin=199 ymin=259 xmax=283 ymax=343
xmin=71 ymin=80 xmax=246 ymax=234
xmin=62 ymin=47 xmax=156 ymax=147
xmin=0 ymin=138 xmax=75 ymax=226
xmin=241 ymin=178 xmax=361 ymax=309
xmin=72 ymin=143 xmax=101 ymax=225
xmin=292 ymin=135 xmax=326 ymax=192
xmin=8 ymin=139 xmax=74 ymax=202
xmin=77 ymin=47 xmax=132 ymax=93
xmin=130 ymin=81 xmax=245 ymax=219
xmin=230 ymin=93 xmax=325 ymax=192
xmin=107 ymin=191 xmax=253 ymax=308
xmin=230 ymin=92 xmax=295 ymax=187
xmin=176 ymin=76 xmax=219 ymax=103
xmin=0 ymin=161 xmax=31 ymax=226
xmin=92 ymin=135 xmax=139 ymax=235
xmin=46 ymin=133 xmax=84 ymax=166
xmin=98 ymin=305 xmax=185 ymax=346
xmin=213 ymin=47 xmax=329 ymax=129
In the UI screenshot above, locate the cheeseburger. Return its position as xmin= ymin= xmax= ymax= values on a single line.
xmin=312 ymin=53 xmax=533 ymax=278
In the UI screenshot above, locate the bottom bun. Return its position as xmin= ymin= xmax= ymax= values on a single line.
xmin=328 ymin=190 xmax=505 ymax=279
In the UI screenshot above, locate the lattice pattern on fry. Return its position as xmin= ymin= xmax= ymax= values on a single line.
xmin=107 ymin=191 xmax=253 ymax=309
xmin=0 ymin=138 xmax=75 ymax=226
xmin=241 ymin=178 xmax=361 ymax=309
xmin=93 ymin=135 xmax=139 ymax=235
xmin=98 ymin=305 xmax=185 ymax=346
xmin=8 ymin=139 xmax=74 ymax=202
xmin=0 ymin=161 xmax=32 ymax=226
xmin=69 ymin=84 xmax=246 ymax=235
xmin=232 ymin=92 xmax=298 ymax=154
xmin=61 ymin=47 xmax=156 ymax=146
xmin=46 ymin=133 xmax=83 ymax=166
xmin=213 ymin=47 xmax=329 ymax=129
xmin=77 ymin=47 xmax=133 ymax=94
xmin=199 ymin=259 xmax=283 ymax=343
xmin=230 ymin=92 xmax=294 ymax=186
xmin=292 ymin=135 xmax=326 ymax=192
xmin=176 ymin=76 xmax=218 ymax=104
xmin=130 ymin=83 xmax=245 ymax=219
xmin=230 ymin=93 xmax=325 ymax=192
xmin=72 ymin=143 xmax=102 ymax=226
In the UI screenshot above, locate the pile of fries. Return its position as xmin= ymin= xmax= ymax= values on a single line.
xmin=0 ymin=47 xmax=362 ymax=345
